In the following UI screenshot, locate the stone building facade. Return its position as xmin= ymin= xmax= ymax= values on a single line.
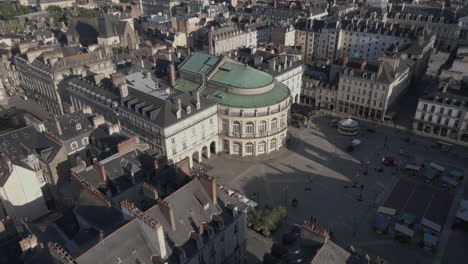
xmin=413 ymin=82 xmax=468 ymax=143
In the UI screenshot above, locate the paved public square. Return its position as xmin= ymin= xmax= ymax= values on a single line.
xmin=203 ymin=116 xmax=468 ymax=264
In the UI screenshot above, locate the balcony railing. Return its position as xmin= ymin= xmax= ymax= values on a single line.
xmin=223 ymin=126 xmax=287 ymax=139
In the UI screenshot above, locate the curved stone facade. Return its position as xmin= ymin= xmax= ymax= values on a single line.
xmin=177 ymin=53 xmax=292 ymax=157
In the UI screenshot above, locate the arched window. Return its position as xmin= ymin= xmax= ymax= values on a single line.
xmin=71 ymin=142 xmax=78 ymax=150
xmin=245 ymin=122 xmax=254 ymax=134
xmin=232 ymin=121 xmax=240 ymax=133
xmin=82 ymin=137 xmax=89 ymax=145
xmin=271 ymin=118 xmax=278 ymax=130
xmin=270 ymin=139 xmax=277 ymax=150
xmin=233 ymin=142 xmax=241 ymax=154
xmin=258 ymin=121 xmax=267 ymax=133
xmin=245 ymin=143 xmax=253 ymax=154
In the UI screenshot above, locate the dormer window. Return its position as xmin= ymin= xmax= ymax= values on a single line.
xmin=76 ymin=124 xmax=81 ymax=130
xmin=186 ymin=106 xmax=191 ymax=114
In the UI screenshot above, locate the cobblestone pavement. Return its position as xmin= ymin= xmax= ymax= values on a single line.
xmin=203 ymin=117 xmax=468 ymax=264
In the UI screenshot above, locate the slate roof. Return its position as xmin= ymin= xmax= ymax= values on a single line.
xmin=74 ymin=178 xmax=247 ymax=264
xmin=43 ymin=111 xmax=96 ymax=142
xmin=98 ymin=15 xmax=118 ymax=38
xmin=122 ymin=86 xmax=217 ymax=128
xmin=0 ymin=126 xmax=62 ymax=186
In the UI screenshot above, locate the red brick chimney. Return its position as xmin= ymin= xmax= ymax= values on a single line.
xmin=117 ymin=136 xmax=138 ymax=154
xmin=169 ymin=62 xmax=176 ymax=88
xmin=199 ymin=177 xmax=217 ymax=204
xmin=48 ymin=242 xmax=76 ymax=264
xmin=80 ymin=181 xmax=112 ymax=207
xmin=342 ymin=56 xmax=349 ymax=67
xmin=360 ymin=60 xmax=367 ymax=71
xmin=93 ymin=159 xmax=107 ymax=184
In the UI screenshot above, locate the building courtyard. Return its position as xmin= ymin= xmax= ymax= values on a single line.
xmin=202 ymin=116 xmax=468 ymax=264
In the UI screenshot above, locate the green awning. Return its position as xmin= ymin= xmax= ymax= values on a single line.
xmin=400 ymin=213 xmax=416 ymax=224
xmin=423 ymin=167 xmax=438 ymax=179
xmin=430 ymin=162 xmax=445 ymax=172
xmin=423 ymin=233 xmax=439 ymax=246
xmin=377 ymin=206 xmax=396 ymax=216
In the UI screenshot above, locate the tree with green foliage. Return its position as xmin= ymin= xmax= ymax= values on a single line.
xmin=0 ymin=1 xmax=30 ymax=21
xmin=46 ymin=5 xmax=62 ymax=13
xmin=248 ymin=206 xmax=287 ymax=237
xmin=77 ymin=8 xmax=99 ymax=18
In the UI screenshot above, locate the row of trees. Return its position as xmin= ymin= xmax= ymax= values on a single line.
xmin=0 ymin=1 xmax=29 ymax=21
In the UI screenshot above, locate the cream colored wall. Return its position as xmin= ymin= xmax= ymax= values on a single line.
xmin=0 ymin=165 xmax=48 ymax=221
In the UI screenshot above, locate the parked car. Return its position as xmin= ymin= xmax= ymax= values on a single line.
xmin=383 ymin=157 xmax=396 ymax=166
xmin=347 ymin=139 xmax=361 ymax=152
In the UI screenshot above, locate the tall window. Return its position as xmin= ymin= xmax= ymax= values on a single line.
xmin=232 ymin=121 xmax=240 ymax=133
xmin=270 ymin=139 xmax=277 ymax=150
xmin=233 ymin=143 xmax=241 ymax=153
xmin=280 ymin=115 xmax=285 ymax=127
xmin=222 ymin=119 xmax=229 ymax=132
xmin=245 ymin=143 xmax=253 ymax=154
xmin=71 ymin=142 xmax=78 ymax=150
xmin=245 ymin=122 xmax=254 ymax=134
xmin=258 ymin=142 xmax=266 ymax=153
xmin=258 ymin=121 xmax=267 ymax=133
xmin=271 ymin=118 xmax=278 ymax=130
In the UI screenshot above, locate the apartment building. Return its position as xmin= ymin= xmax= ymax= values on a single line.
xmin=336 ymin=56 xmax=413 ymax=121
xmin=62 ymin=70 xmax=218 ymax=168
xmin=295 ymin=18 xmax=436 ymax=64
xmin=15 ymin=47 xmax=114 ymax=115
xmin=0 ymin=126 xmax=68 ymax=222
xmin=271 ymin=24 xmax=296 ymax=48
xmin=140 ymin=0 xmax=181 ymax=17
xmin=386 ymin=3 xmax=466 ymax=51
xmin=48 ymin=177 xmax=248 ymax=264
xmin=207 ymin=24 xmax=273 ymax=55
xmin=413 ymin=80 xmax=468 ymax=143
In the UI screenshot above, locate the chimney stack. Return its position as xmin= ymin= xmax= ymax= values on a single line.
xmin=48 ymin=242 xmax=76 ymax=264
xmin=120 ymin=200 xmax=168 ymax=259
xmin=176 ymin=98 xmax=182 ymax=119
xmin=54 ymin=117 xmax=62 ymax=136
xmin=92 ymin=115 xmax=105 ymax=128
xmin=117 ymin=136 xmax=138 ymax=154
xmin=169 ymin=54 xmax=176 ymax=88
xmin=342 ymin=56 xmax=349 ymax=67
xmin=360 ymin=60 xmax=367 ymax=71
xmin=194 ymin=91 xmax=201 ymax=110
xmin=158 ymin=199 xmax=176 ymax=231
xmin=377 ymin=61 xmax=384 ymax=78
xmin=199 ymin=176 xmax=217 ymax=204
xmin=146 ymin=71 xmax=152 ymax=80
xmin=93 ymin=159 xmax=107 ymax=184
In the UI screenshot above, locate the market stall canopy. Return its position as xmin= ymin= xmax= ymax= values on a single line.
xmin=423 ymin=233 xmax=439 ymax=246
xmin=377 ymin=206 xmax=396 ymax=216
xmin=400 ymin=213 xmax=416 ymax=225
xmin=450 ymin=169 xmax=464 ymax=179
xmin=456 ymin=200 xmax=468 ymax=221
xmin=395 ymin=223 xmax=414 ymax=237
xmin=375 ymin=215 xmax=389 ymax=230
xmin=430 ymin=162 xmax=445 ymax=172
xmin=441 ymin=176 xmax=458 ymax=186
xmin=421 ymin=217 xmax=442 ymax=233
xmin=423 ymin=167 xmax=438 ymax=179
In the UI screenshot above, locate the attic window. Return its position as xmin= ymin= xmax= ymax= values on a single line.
xmin=186 ymin=106 xmax=191 ymax=114
xmin=76 ymin=124 xmax=82 ymax=130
